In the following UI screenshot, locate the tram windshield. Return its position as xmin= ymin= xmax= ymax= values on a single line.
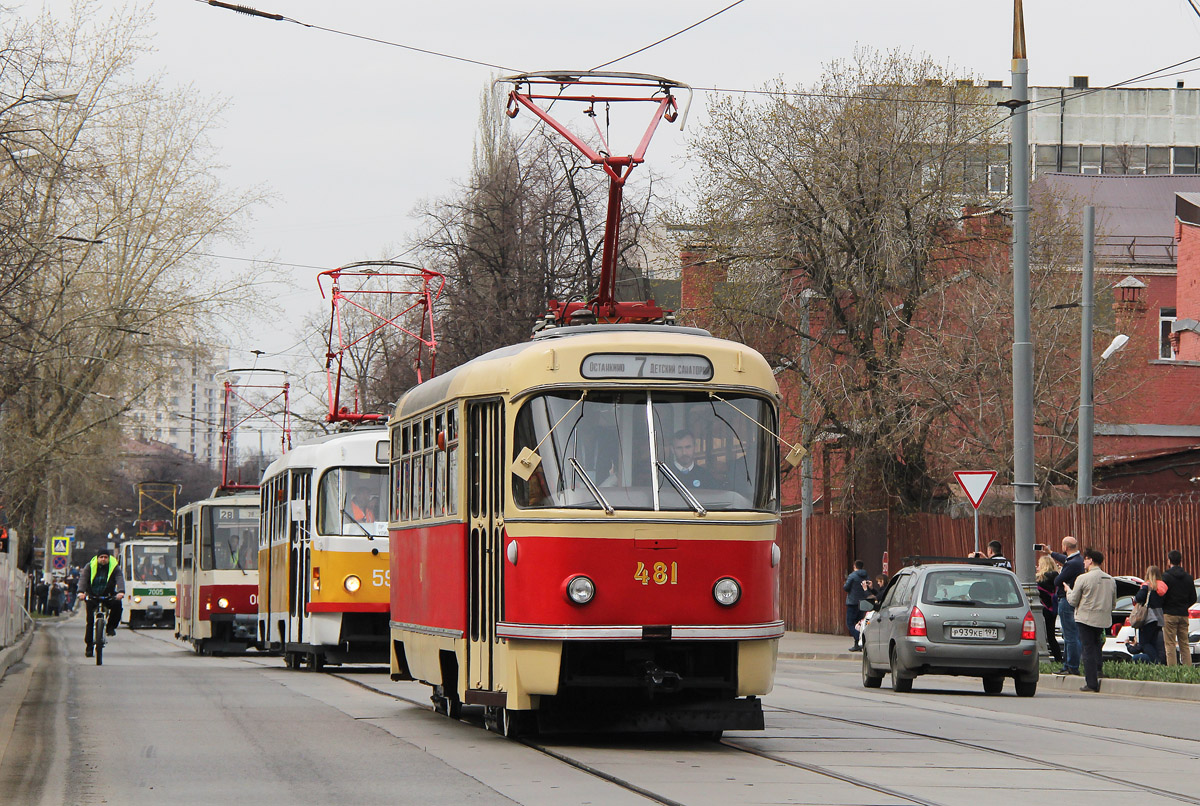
xmin=317 ymin=467 xmax=389 ymax=537
xmin=201 ymin=505 xmax=259 ymax=570
xmin=513 ymin=391 xmax=778 ymax=512
xmin=130 ymin=544 xmax=177 ymax=582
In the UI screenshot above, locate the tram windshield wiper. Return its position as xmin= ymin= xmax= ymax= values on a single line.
xmin=567 ymin=457 xmax=614 ymax=515
xmin=341 ymin=506 xmax=374 ymax=540
xmin=655 ymin=462 xmax=707 ymax=516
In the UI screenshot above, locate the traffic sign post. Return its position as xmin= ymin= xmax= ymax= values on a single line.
xmin=953 ymin=471 xmax=998 ymax=554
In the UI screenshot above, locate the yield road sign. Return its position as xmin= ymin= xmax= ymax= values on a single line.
xmin=954 ymin=471 xmax=997 ymax=510
xmin=51 ymin=537 xmax=70 ymax=555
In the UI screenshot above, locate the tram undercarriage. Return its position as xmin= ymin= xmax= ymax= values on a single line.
xmin=278 ymin=612 xmax=389 ymax=669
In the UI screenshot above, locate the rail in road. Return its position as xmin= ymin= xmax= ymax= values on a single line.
xmin=4 ymin=622 xmax=1199 ymax=806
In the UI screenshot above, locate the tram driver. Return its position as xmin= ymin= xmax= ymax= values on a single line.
xmin=225 ymin=533 xmax=247 ymax=570
xmin=347 ymin=477 xmax=379 ymax=523
xmin=669 ymin=429 xmax=715 ymax=490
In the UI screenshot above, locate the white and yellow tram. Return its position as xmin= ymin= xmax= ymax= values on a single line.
xmin=175 ymin=491 xmax=260 ymax=654
xmin=387 ymin=324 xmax=783 ymax=735
xmin=119 ymin=539 xmax=178 ymax=628
xmin=258 ymin=428 xmax=391 ymax=669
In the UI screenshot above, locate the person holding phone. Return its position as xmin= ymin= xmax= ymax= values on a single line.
xmin=1048 ymin=536 xmax=1085 ymax=676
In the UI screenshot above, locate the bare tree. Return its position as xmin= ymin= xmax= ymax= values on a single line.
xmin=684 ymin=49 xmax=1125 ymax=512
xmin=0 ymin=4 xmax=264 ymax=565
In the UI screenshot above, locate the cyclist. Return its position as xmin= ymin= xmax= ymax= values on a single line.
xmin=76 ymin=548 xmax=125 ymax=658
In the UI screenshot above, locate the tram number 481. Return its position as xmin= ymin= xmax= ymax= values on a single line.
xmin=633 ymin=561 xmax=678 ymax=586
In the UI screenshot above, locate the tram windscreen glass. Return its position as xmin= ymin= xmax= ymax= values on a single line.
xmin=317 ymin=467 xmax=389 ymax=536
xmin=513 ymin=391 xmax=778 ymax=512
xmin=201 ymin=505 xmax=259 ymax=570
xmin=130 ymin=544 xmax=177 ymax=582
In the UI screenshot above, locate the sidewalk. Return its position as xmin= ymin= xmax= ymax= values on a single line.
xmin=778 ymin=630 xmax=859 ymax=661
xmin=776 ymin=630 xmax=1200 ymax=701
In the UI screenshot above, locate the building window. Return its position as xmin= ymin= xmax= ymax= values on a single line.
xmin=1035 ymin=145 xmax=1058 ymax=176
xmin=1148 ymin=146 xmax=1171 ymax=175
xmin=1173 ymin=146 xmax=1197 ymax=174
xmin=1160 ymin=307 xmax=1177 ymax=360
xmin=1081 ymin=145 xmax=1102 ymax=175
xmin=987 ymin=164 xmax=1009 ymax=194
xmin=1060 ymin=145 xmax=1080 ymax=173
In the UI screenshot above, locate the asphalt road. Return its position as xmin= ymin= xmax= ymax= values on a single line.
xmin=2 ymin=617 xmax=1198 ymax=806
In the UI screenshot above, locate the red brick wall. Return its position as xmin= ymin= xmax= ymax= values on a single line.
xmin=1176 ymin=220 xmax=1200 ymax=360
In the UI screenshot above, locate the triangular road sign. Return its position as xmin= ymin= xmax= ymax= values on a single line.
xmin=954 ymin=470 xmax=997 ymax=510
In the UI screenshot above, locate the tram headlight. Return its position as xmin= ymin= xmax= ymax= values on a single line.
xmin=217 ymin=597 xmax=230 ymax=609
xmin=133 ymin=595 xmax=142 ymax=604
xmin=566 ymin=575 xmax=595 ymax=604
xmin=344 ymin=574 xmax=362 ymax=593
xmin=170 ymin=596 xmax=177 ymax=604
xmin=713 ymin=577 xmax=741 ymax=607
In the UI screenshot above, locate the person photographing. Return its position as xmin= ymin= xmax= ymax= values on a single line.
xmin=77 ymin=548 xmax=125 ymax=658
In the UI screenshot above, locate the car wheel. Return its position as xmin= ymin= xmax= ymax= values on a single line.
xmin=1015 ymin=679 xmax=1037 ymax=697
xmin=983 ymin=675 xmax=1004 ymax=695
xmin=862 ymin=646 xmax=883 ymax=688
xmin=890 ymin=645 xmax=913 ymax=693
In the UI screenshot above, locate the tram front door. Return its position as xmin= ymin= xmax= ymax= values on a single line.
xmin=466 ymin=400 xmax=504 ymax=696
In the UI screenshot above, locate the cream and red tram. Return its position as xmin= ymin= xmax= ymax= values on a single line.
xmin=175 ymin=491 xmax=260 ymax=654
xmin=387 ymin=324 xmax=782 ymax=735
xmin=258 ymin=429 xmax=390 ymax=669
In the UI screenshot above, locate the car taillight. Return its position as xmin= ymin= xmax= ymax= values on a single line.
xmin=1022 ymin=611 xmax=1037 ymax=641
xmin=907 ymin=606 xmax=927 ymax=637
xmin=1190 ymin=608 xmax=1200 ymax=619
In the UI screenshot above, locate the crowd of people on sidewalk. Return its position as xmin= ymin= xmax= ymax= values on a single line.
xmin=845 ymin=540 xmax=1197 ymax=691
xmin=26 ymin=567 xmax=83 ymax=617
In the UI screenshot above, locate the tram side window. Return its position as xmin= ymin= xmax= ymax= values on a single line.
xmin=446 ymin=408 xmax=458 ymax=516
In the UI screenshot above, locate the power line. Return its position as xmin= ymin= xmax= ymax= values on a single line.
xmin=591 ymin=0 xmax=749 ymax=71
xmin=200 ymin=0 xmax=520 ymax=72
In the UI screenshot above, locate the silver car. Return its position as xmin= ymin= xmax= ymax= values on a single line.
xmin=860 ymin=562 xmax=1039 ymax=696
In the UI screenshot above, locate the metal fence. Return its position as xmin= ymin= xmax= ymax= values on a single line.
xmin=0 ymin=548 xmax=30 ymax=648
xmin=783 ymin=501 xmax=1200 ymax=635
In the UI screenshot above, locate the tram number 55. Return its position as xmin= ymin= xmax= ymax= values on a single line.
xmin=372 ymin=569 xmax=391 ymax=587
xmin=634 ymin=561 xmax=678 ymax=586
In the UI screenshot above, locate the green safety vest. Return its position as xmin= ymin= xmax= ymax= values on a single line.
xmin=88 ymin=556 xmax=119 ymax=594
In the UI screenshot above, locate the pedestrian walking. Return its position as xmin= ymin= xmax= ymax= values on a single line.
xmin=1064 ymin=548 xmax=1117 ymax=693
xmin=843 ymin=560 xmax=870 ymax=652
xmin=1035 ymin=554 xmax=1063 ymax=664
xmin=1162 ymin=550 xmax=1197 ymax=667
xmin=35 ymin=575 xmax=49 ymax=615
xmin=1048 ymin=536 xmax=1085 ymax=675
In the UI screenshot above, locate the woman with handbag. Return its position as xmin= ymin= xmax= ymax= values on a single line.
xmin=1126 ymin=567 xmax=1168 ymax=664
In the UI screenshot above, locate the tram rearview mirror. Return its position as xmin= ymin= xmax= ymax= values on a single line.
xmin=784 ymin=443 xmax=807 ymax=468
xmin=512 ymin=447 xmax=542 ymax=480
xmin=376 ymin=440 xmax=389 ymax=464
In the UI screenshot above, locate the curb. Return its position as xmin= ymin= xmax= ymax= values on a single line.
xmin=0 ymin=628 xmax=35 ymax=681
xmin=1040 ymin=671 xmax=1200 ymax=701
xmin=779 ymin=651 xmax=857 ymax=662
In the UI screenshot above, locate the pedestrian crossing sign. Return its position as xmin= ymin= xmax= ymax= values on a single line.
xmin=51 ymin=537 xmax=69 ymax=555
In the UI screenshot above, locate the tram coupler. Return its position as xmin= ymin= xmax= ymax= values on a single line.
xmin=641 ymin=661 xmax=682 ymax=694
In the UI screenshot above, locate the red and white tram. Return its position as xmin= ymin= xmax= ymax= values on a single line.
xmin=175 ymin=491 xmax=260 ymax=654
xmin=387 ymin=324 xmax=783 ymax=735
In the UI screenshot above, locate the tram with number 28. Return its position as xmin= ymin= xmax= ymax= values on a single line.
xmin=175 ymin=490 xmax=260 ymax=654
xmin=257 ymin=429 xmax=391 ymax=669
xmin=386 ymin=324 xmax=784 ymax=735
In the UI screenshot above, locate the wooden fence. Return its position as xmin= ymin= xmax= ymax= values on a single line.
xmin=782 ymin=501 xmax=1200 ymax=635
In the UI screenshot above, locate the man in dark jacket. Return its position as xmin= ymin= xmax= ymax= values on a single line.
xmin=1162 ymin=550 xmax=1197 ymax=667
xmin=843 ymin=560 xmax=870 ymax=652
xmin=1049 ymin=536 xmax=1085 ymax=675
xmin=76 ymin=549 xmax=125 ymax=657
xmin=986 ymin=540 xmax=1013 ymax=570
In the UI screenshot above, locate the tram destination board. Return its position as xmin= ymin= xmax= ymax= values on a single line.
xmin=581 ymin=353 xmax=713 ymax=381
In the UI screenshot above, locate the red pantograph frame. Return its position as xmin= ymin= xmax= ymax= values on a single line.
xmin=318 ymin=261 xmax=445 ymax=423
xmin=219 ymin=370 xmax=292 ymax=491
xmin=501 ymin=71 xmax=691 ymax=325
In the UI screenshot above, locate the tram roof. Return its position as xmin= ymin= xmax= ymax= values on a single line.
xmin=177 ymin=491 xmax=259 ymax=516
xmin=392 ymin=324 xmax=779 ymax=421
xmin=259 ymin=426 xmax=388 ymax=480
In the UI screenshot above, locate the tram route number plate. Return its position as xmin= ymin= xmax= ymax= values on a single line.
xmin=948 ymin=626 xmax=998 ymax=640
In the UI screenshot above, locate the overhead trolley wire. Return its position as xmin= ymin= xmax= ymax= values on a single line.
xmin=591 ymin=0 xmax=750 ymax=71
xmin=200 ymin=0 xmax=520 ymax=72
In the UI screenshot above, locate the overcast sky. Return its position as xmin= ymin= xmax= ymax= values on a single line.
xmin=25 ymin=1 xmax=1200 ymax=389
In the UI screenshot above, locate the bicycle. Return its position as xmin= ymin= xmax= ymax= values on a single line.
xmin=87 ymin=594 xmax=119 ymax=666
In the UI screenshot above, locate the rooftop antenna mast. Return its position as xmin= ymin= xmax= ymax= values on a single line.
xmin=216 ymin=368 xmax=292 ymax=491
xmin=499 ymin=70 xmax=691 ymax=326
xmin=318 ymin=261 xmax=445 ymax=423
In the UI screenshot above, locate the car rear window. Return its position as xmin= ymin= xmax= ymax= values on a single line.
xmin=921 ymin=570 xmax=1022 ymax=608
